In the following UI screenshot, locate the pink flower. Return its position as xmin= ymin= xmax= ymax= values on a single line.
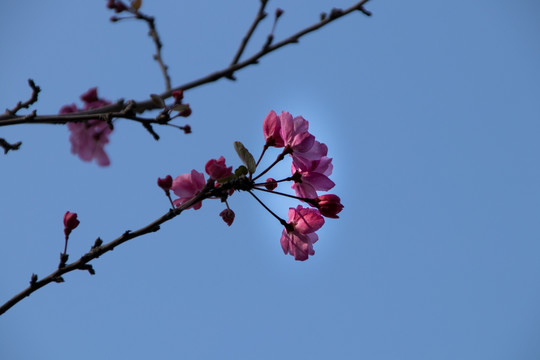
xmin=63 ymin=211 xmax=80 ymax=238
xmin=219 ymin=208 xmax=235 ymax=226
xmin=205 ymin=156 xmax=233 ymax=180
xmin=67 ymin=120 xmax=112 ymax=167
xmin=280 ymin=205 xmax=324 ymax=261
xmin=60 ymin=88 xmax=113 ymax=167
xmin=291 ymin=155 xmax=335 ymax=199
xmin=171 ymin=169 xmax=206 ymax=210
xmin=279 ymin=111 xmax=315 ymax=154
xmin=312 ymin=194 xmax=344 ymax=218
xmin=263 ymin=110 xmax=285 ymax=147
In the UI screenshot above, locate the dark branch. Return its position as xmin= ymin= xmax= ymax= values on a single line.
xmin=4 ymin=79 xmax=40 ymax=116
xmin=230 ymin=0 xmax=269 ymax=68
xmin=0 ymin=180 xmax=216 ymax=316
xmin=0 ymin=0 xmax=371 ymax=125
xmin=0 ymin=138 xmax=22 ymax=154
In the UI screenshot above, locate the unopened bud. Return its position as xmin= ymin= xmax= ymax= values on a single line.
xmin=264 ymin=178 xmax=277 ymax=191
xmin=157 ymin=175 xmax=173 ymax=193
xmin=219 ymin=208 xmax=235 ymax=226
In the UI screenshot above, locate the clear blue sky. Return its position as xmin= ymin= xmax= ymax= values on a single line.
xmin=2 ymin=1 xmax=540 ymax=359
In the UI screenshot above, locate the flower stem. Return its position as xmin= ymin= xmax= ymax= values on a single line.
xmin=248 ymin=190 xmax=288 ymax=227
xmin=252 ymin=147 xmax=289 ymax=182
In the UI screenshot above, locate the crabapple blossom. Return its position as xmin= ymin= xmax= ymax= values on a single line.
xmin=280 ymin=205 xmax=325 ymax=261
xmin=60 ymin=88 xmax=112 ymax=167
xmin=279 ymin=111 xmax=315 ymax=154
xmin=291 ymin=155 xmax=335 ymax=199
xmin=171 ymin=169 xmax=206 ymax=210
xmin=205 ymin=156 xmax=232 ymax=180
xmin=263 ymin=110 xmax=284 ymax=147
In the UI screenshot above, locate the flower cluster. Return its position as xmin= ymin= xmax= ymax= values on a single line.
xmin=59 ymin=88 xmax=113 ymax=167
xmin=158 ymin=111 xmax=343 ymax=261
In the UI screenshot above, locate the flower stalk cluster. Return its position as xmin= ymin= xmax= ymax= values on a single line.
xmin=158 ymin=111 xmax=343 ymax=261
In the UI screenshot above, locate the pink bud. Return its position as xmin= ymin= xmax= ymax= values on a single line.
xmin=275 ymin=8 xmax=284 ymax=18
xmin=219 ymin=209 xmax=235 ymax=226
xmin=63 ymin=211 xmax=80 ymax=237
xmin=205 ymin=156 xmax=233 ymax=180
xmin=265 ymin=178 xmax=277 ymax=191
xmin=80 ymin=88 xmax=99 ymax=104
xmin=178 ymin=104 xmax=192 ymax=117
xmin=172 ymin=90 xmax=184 ymax=103
xmin=183 ymin=125 xmax=191 ymax=134
xmin=157 ymin=175 xmax=173 ymax=192
xmin=315 ymin=194 xmax=343 ymax=219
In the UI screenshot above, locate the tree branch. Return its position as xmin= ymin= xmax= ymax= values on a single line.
xmin=3 ymin=79 xmax=40 ymax=116
xmin=230 ymin=0 xmax=269 ymax=69
xmin=0 ymin=0 xmax=371 ymax=126
xmin=0 ymin=138 xmax=22 ymax=154
xmin=0 ymin=179 xmax=216 ymax=316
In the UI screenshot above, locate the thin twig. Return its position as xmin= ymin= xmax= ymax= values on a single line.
xmin=0 ymin=180 xmax=215 ymax=316
xmin=230 ymin=0 xmax=269 ymax=68
xmin=0 ymin=138 xmax=22 ymax=154
xmin=0 ymin=0 xmax=371 ymax=125
xmin=4 ymin=79 xmax=40 ymax=116
xmin=134 ymin=11 xmax=172 ymax=91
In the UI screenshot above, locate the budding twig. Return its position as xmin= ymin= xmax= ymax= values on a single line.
xmin=0 ymin=181 xmax=215 ymax=316
xmin=4 ymin=79 xmax=40 ymax=116
xmin=0 ymin=0 xmax=371 ymax=126
xmin=230 ymin=0 xmax=269 ymax=69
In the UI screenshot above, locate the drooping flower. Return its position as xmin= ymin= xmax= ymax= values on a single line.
xmin=60 ymin=88 xmax=113 ymax=167
xmin=311 ymin=194 xmax=344 ymax=219
xmin=263 ymin=110 xmax=284 ymax=147
xmin=280 ymin=205 xmax=324 ymax=261
xmin=291 ymin=155 xmax=335 ymax=199
xmin=219 ymin=208 xmax=235 ymax=226
xmin=171 ymin=169 xmax=206 ymax=210
xmin=205 ymin=156 xmax=233 ymax=180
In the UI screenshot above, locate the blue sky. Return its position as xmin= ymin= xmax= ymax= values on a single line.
xmin=1 ymin=1 xmax=540 ymax=359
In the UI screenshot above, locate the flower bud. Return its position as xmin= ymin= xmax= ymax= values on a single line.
xmin=315 ymin=194 xmax=343 ymax=218
xmin=264 ymin=178 xmax=277 ymax=191
xmin=63 ymin=211 xmax=80 ymax=237
xmin=219 ymin=208 xmax=235 ymax=226
xmin=157 ymin=175 xmax=173 ymax=193
xmin=172 ymin=90 xmax=184 ymax=103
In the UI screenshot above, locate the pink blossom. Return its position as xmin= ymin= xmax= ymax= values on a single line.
xmin=279 ymin=111 xmax=315 ymax=154
xmin=60 ymin=88 xmax=113 ymax=167
xmin=219 ymin=208 xmax=235 ymax=226
xmin=171 ymin=169 xmax=206 ymax=210
xmin=66 ymin=120 xmax=112 ymax=167
xmin=291 ymin=155 xmax=335 ymax=199
xmin=280 ymin=205 xmax=324 ymax=261
xmin=263 ymin=110 xmax=284 ymax=147
xmin=312 ymin=194 xmax=344 ymax=219
xmin=205 ymin=156 xmax=233 ymax=180
xmin=63 ymin=211 xmax=80 ymax=238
